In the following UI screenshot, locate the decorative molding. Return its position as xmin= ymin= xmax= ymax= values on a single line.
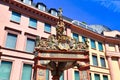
xmin=5 ymin=26 xmax=22 ymax=34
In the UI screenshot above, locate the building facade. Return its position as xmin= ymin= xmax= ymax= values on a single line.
xmin=0 ymin=0 xmax=120 ymax=80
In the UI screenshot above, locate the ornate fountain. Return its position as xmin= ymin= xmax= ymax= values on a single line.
xmin=33 ymin=8 xmax=90 ymax=80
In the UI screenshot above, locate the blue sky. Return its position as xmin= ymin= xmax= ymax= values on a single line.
xmin=34 ymin=0 xmax=120 ymax=31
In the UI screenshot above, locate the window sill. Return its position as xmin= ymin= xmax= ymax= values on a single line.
xmin=101 ymin=66 xmax=106 ymax=68
xmin=99 ymin=50 xmax=104 ymax=52
xmin=44 ymin=31 xmax=51 ymax=34
xmin=28 ymin=26 xmax=37 ymax=30
xmin=92 ymin=65 xmax=98 ymax=67
xmin=90 ymin=65 xmax=108 ymax=69
xmin=91 ymin=48 xmax=96 ymax=50
xmin=10 ymin=20 xmax=20 ymax=24
xmin=1 ymin=46 xmax=34 ymax=55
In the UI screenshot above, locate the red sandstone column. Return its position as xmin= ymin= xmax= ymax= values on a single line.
xmin=107 ymin=57 xmax=115 ymax=80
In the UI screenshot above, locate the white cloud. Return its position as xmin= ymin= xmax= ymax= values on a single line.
xmin=94 ymin=1 xmax=120 ymax=13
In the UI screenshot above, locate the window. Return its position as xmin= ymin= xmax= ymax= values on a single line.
xmin=73 ymin=33 xmax=79 ymax=42
xmin=60 ymin=73 xmax=64 ymax=80
xmin=0 ymin=61 xmax=12 ymax=80
xmin=100 ymin=57 xmax=106 ymax=67
xmin=90 ymin=39 xmax=96 ymax=49
xmin=22 ymin=64 xmax=32 ymax=80
xmin=74 ymin=71 xmax=80 ymax=80
xmin=46 ymin=69 xmax=49 ymax=80
xmin=29 ymin=18 xmax=37 ymax=28
xmin=82 ymin=36 xmax=86 ymax=43
xmin=38 ymin=5 xmax=45 ymax=11
xmin=51 ymin=10 xmax=57 ymax=16
xmin=44 ymin=23 xmax=51 ymax=33
xmin=5 ymin=33 xmax=17 ymax=49
xmin=98 ymin=42 xmax=103 ymax=51
xmin=94 ymin=74 xmax=100 ymax=80
xmin=26 ymin=38 xmax=35 ymax=52
xmin=103 ymin=75 xmax=108 ymax=80
xmin=11 ymin=11 xmax=21 ymax=23
xmin=92 ymin=55 xmax=98 ymax=66
xmin=109 ymin=44 xmax=115 ymax=51
xmin=23 ymin=0 xmax=31 ymax=5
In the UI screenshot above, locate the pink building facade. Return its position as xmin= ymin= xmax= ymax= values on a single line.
xmin=0 ymin=0 xmax=120 ymax=80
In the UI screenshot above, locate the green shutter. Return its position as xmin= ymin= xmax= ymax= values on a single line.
xmin=0 ymin=61 xmax=12 ymax=80
xmin=22 ymin=64 xmax=32 ymax=80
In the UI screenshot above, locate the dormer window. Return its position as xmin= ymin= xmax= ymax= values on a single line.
xmin=21 ymin=0 xmax=32 ymax=5
xmin=49 ymin=8 xmax=58 ymax=16
xmin=116 ymin=34 xmax=120 ymax=38
xmin=36 ymin=3 xmax=46 ymax=11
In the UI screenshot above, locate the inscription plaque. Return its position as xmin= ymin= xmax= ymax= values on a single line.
xmin=41 ymin=53 xmax=84 ymax=59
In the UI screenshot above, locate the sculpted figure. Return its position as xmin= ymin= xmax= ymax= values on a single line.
xmin=47 ymin=35 xmax=58 ymax=50
xmin=56 ymin=21 xmax=65 ymax=40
